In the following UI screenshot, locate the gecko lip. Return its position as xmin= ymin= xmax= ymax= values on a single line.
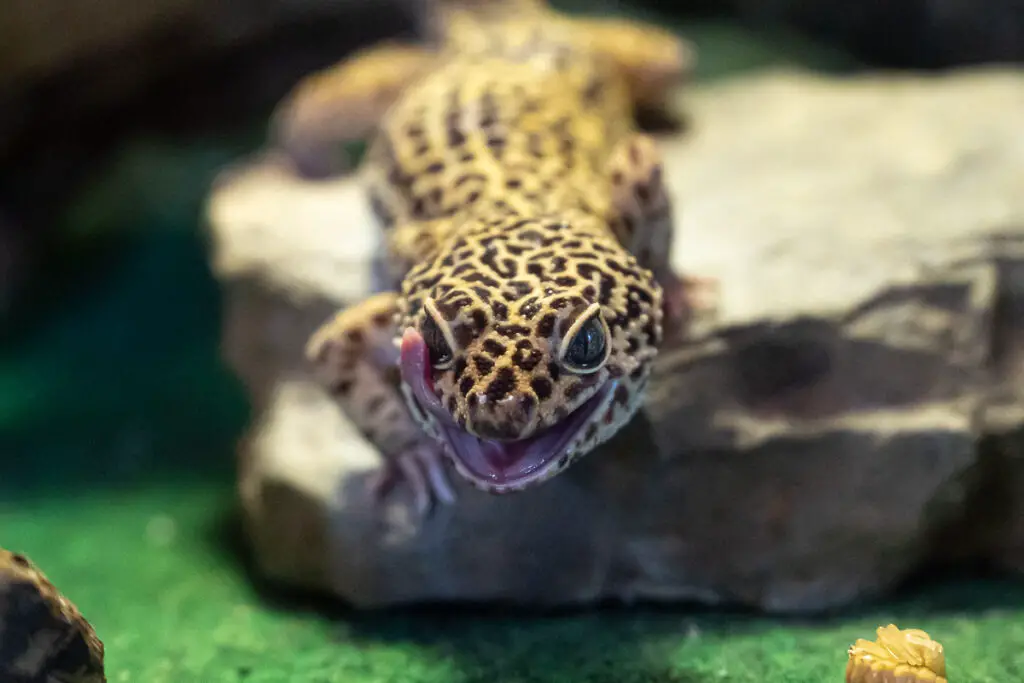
xmin=400 ymin=328 xmax=612 ymax=492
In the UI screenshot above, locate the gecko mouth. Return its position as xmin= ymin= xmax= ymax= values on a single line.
xmin=400 ymin=328 xmax=612 ymax=492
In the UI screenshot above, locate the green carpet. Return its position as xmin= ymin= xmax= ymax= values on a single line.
xmin=2 ymin=11 xmax=1023 ymax=683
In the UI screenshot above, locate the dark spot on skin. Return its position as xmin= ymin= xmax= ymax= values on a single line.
xmin=519 ymin=298 xmax=540 ymax=320
xmin=464 ymin=273 xmax=501 ymax=288
xmin=643 ymin=319 xmax=659 ymax=346
xmin=452 ymin=322 xmax=476 ymax=348
xmin=481 ymin=247 xmax=517 ymax=279
xmin=482 ymin=339 xmax=507 ymax=357
xmin=453 ymin=357 xmax=468 ymax=380
xmin=599 ymin=275 xmax=615 ymax=305
xmin=547 ymin=362 xmax=561 ymax=382
xmin=531 ymin=376 xmax=553 ymax=401
xmin=614 ymin=384 xmax=630 ymax=406
xmin=372 ymin=312 xmax=393 ymax=327
xmin=564 ymin=381 xmax=589 ymax=401
xmin=515 ymin=347 xmax=543 ymax=371
xmin=554 ymin=276 xmax=577 ymax=288
xmin=425 ymin=161 xmax=445 ymax=174
xmin=506 ymin=178 xmax=522 ymax=189
xmin=627 ymin=297 xmax=643 ymax=320
xmin=459 ymin=375 xmax=475 ymax=395
xmin=630 ymin=366 xmax=644 ymax=380
xmin=507 ymin=280 xmax=532 ymax=298
xmin=527 ymin=263 xmax=545 ymax=277
xmin=330 ymin=380 xmax=353 ymax=396
xmin=433 ymin=299 xmax=461 ymax=321
xmin=582 ymin=285 xmax=597 ymax=300
xmin=636 ymin=182 xmax=652 ymax=204
xmin=447 ymin=394 xmax=458 ymax=414
xmin=411 ymin=197 xmax=426 ymax=217
xmin=627 ymin=285 xmax=654 ymax=304
xmin=536 ymin=313 xmax=557 ymax=337
xmin=471 ymin=308 xmax=488 ymax=332
xmin=495 ymin=322 xmax=530 ymax=338
xmin=606 ymin=362 xmax=624 ymax=378
xmin=629 ymin=141 xmax=643 ymax=165
xmin=473 ymin=354 xmax=495 ymax=375
xmin=486 ymin=367 xmax=517 ymax=402
xmin=519 ymin=393 xmax=537 ymax=419
xmin=448 ymin=127 xmax=467 ymax=147
xmin=490 ymin=300 xmax=509 ymax=320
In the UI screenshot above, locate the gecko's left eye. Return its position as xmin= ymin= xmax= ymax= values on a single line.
xmin=561 ymin=310 xmax=608 ymax=374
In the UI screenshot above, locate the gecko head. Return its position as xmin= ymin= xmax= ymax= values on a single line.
xmin=396 ymin=215 xmax=663 ymax=494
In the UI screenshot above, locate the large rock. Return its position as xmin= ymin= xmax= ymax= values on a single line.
xmin=206 ymin=68 xmax=1024 ymax=613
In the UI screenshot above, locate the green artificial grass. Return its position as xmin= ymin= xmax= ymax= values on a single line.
xmin=1 ymin=9 xmax=1021 ymax=682
xmin=5 ymin=482 xmax=1024 ymax=682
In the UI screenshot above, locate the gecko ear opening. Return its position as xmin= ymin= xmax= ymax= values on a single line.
xmin=559 ymin=303 xmax=610 ymax=374
xmin=421 ymin=299 xmax=456 ymax=370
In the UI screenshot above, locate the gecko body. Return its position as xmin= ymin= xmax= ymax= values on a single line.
xmin=274 ymin=0 xmax=712 ymax=512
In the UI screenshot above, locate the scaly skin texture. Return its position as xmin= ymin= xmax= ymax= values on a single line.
xmin=846 ymin=624 xmax=948 ymax=683
xmin=0 ymin=549 xmax=106 ymax=683
xmin=278 ymin=0 xmax=712 ymax=513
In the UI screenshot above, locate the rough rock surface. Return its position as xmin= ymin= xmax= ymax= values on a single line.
xmin=206 ymin=68 xmax=1024 ymax=613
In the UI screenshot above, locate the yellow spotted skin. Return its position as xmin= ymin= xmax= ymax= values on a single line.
xmin=287 ymin=0 xmax=700 ymax=507
xmin=0 ymin=549 xmax=106 ymax=683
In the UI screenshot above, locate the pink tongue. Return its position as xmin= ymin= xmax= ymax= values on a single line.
xmin=480 ymin=439 xmax=533 ymax=469
xmin=399 ymin=327 xmax=444 ymax=416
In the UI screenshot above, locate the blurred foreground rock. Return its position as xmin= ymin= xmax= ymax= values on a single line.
xmin=206 ymin=68 xmax=1024 ymax=613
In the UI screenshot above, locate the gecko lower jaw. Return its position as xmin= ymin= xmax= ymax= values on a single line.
xmin=438 ymin=384 xmax=613 ymax=492
xmin=400 ymin=327 xmax=614 ymax=493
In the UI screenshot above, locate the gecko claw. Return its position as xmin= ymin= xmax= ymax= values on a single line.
xmin=661 ymin=271 xmax=719 ymax=339
xmin=369 ymin=444 xmax=457 ymax=515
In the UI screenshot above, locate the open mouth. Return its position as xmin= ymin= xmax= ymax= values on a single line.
xmin=400 ymin=328 xmax=612 ymax=491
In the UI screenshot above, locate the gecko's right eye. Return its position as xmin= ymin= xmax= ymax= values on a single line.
xmin=421 ymin=312 xmax=454 ymax=370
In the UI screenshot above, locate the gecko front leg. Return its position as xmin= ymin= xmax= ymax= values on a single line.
xmin=271 ymin=42 xmax=438 ymax=178
xmin=306 ymin=292 xmax=456 ymax=514
xmin=606 ymin=133 xmax=718 ymax=338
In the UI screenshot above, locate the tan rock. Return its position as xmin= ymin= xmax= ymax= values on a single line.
xmin=206 ymin=68 xmax=1024 ymax=613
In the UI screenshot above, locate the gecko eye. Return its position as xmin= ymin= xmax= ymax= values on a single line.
xmin=561 ymin=315 xmax=608 ymax=373
xmin=421 ymin=312 xmax=454 ymax=369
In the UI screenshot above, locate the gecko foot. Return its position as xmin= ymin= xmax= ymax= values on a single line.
xmin=661 ymin=272 xmax=719 ymax=340
xmin=369 ymin=443 xmax=457 ymax=515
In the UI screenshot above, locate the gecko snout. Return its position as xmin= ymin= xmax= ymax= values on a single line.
xmin=464 ymin=390 xmax=539 ymax=441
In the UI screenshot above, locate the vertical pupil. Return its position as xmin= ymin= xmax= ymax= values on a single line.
xmin=423 ymin=316 xmax=451 ymax=365
xmin=570 ymin=319 xmax=604 ymax=366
